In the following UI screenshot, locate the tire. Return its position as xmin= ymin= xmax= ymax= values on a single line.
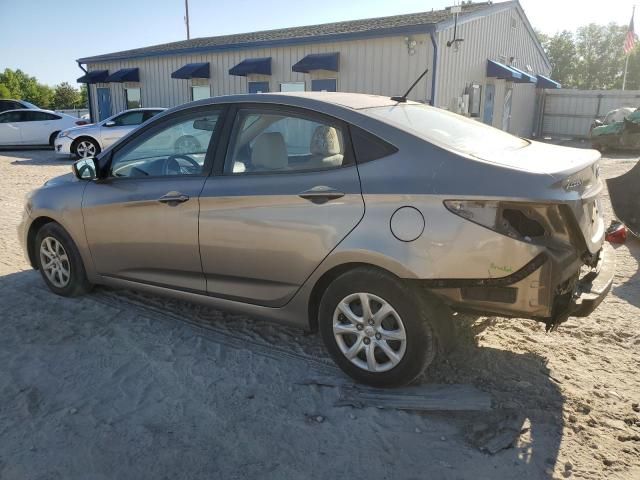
xmin=73 ymin=137 xmax=100 ymax=158
xmin=318 ymin=267 xmax=439 ymax=387
xmin=49 ymin=131 xmax=60 ymax=147
xmin=35 ymin=222 xmax=92 ymax=297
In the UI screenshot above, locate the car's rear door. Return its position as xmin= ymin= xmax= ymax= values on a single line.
xmin=198 ymin=104 xmax=364 ymax=307
xmin=0 ymin=111 xmax=24 ymax=145
xmin=19 ymin=111 xmax=59 ymax=144
xmin=82 ymin=106 xmax=226 ymax=291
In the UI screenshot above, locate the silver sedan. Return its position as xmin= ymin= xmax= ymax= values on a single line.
xmin=54 ymin=108 xmax=164 ymax=158
xmin=21 ymin=93 xmax=614 ymax=386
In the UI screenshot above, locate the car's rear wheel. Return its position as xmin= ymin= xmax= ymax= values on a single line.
xmin=35 ymin=222 xmax=92 ymax=297
xmin=49 ymin=131 xmax=60 ymax=147
xmin=73 ymin=138 xmax=100 ymax=158
xmin=319 ymin=267 xmax=438 ymax=387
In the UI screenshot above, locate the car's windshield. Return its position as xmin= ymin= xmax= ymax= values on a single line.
xmin=363 ymin=104 xmax=528 ymax=159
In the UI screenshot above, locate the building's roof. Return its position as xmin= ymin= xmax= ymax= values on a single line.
xmin=78 ymin=2 xmax=504 ymax=64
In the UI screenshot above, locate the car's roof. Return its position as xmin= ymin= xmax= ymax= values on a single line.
xmin=256 ymin=92 xmax=419 ymax=110
xmin=168 ymin=92 xmax=420 ymax=117
xmin=0 ymin=108 xmax=59 ymax=115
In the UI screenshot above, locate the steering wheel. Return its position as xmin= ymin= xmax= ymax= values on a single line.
xmin=164 ymin=154 xmax=200 ymax=175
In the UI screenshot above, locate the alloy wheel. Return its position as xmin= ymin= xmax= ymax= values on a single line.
xmin=39 ymin=236 xmax=71 ymax=288
xmin=332 ymin=292 xmax=407 ymax=373
xmin=76 ymin=140 xmax=96 ymax=158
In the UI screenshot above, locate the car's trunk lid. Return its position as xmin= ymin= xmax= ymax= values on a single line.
xmin=474 ymin=141 xmax=604 ymax=254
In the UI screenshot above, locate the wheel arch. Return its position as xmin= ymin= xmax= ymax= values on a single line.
xmin=306 ymin=262 xmax=404 ymax=333
xmin=49 ymin=131 xmax=60 ymax=146
xmin=71 ymin=135 xmax=101 ymax=155
xmin=26 ymin=216 xmax=57 ymax=269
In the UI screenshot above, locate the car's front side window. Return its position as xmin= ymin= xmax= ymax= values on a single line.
xmin=225 ymin=108 xmax=348 ymax=174
xmin=109 ymin=110 xmax=220 ymax=178
xmin=111 ymin=111 xmax=145 ymax=126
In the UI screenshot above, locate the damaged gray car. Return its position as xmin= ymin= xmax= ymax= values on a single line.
xmin=19 ymin=93 xmax=615 ymax=387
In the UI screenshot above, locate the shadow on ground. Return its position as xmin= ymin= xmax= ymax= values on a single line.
xmin=0 ymin=269 xmax=564 ymax=479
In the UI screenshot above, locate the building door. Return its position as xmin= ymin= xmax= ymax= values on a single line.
xmin=312 ymin=79 xmax=337 ymax=92
xmin=483 ymin=84 xmax=495 ymax=125
xmin=96 ymin=88 xmax=112 ymax=121
xmin=248 ymin=81 xmax=270 ymax=93
xmin=502 ymin=86 xmax=513 ymax=132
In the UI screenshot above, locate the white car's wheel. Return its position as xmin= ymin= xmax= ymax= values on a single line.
xmin=74 ymin=138 xmax=100 ymax=158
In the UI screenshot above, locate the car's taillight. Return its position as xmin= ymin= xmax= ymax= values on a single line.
xmin=444 ymin=200 xmax=549 ymax=243
xmin=75 ymin=120 xmax=88 ymax=125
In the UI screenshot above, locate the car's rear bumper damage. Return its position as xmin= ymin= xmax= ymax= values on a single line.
xmin=422 ymin=242 xmax=615 ymax=331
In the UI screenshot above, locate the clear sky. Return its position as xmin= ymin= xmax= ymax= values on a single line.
xmin=0 ymin=0 xmax=637 ymax=86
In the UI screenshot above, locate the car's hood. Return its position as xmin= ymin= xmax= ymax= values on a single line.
xmin=472 ymin=140 xmax=600 ymax=178
xmin=43 ymin=172 xmax=77 ymax=187
xmin=61 ymin=123 xmax=97 ymax=135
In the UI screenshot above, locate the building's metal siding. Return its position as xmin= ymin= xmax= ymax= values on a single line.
xmin=435 ymin=6 xmax=550 ymax=136
xmin=87 ymin=34 xmax=433 ymax=117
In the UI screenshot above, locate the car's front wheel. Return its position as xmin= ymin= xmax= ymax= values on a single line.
xmin=35 ymin=222 xmax=92 ymax=297
xmin=73 ymin=137 xmax=100 ymax=158
xmin=319 ymin=267 xmax=438 ymax=387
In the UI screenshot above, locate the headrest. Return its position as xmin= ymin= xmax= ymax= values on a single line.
xmin=310 ymin=125 xmax=341 ymax=156
xmin=251 ymin=132 xmax=288 ymax=170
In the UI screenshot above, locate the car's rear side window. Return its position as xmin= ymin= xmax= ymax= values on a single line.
xmin=22 ymin=111 xmax=61 ymax=121
xmin=363 ymin=104 xmax=528 ymax=160
xmin=350 ymin=125 xmax=398 ymax=163
xmin=224 ymin=108 xmax=351 ymax=174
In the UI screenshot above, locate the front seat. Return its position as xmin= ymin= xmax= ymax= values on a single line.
xmin=309 ymin=125 xmax=343 ymax=168
xmin=251 ymin=132 xmax=288 ymax=171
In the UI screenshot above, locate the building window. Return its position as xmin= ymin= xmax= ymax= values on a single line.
xmin=192 ymin=85 xmax=211 ymax=101
xmin=248 ymin=81 xmax=270 ymax=93
xmin=125 ymin=87 xmax=141 ymax=109
xmin=280 ymin=82 xmax=305 ymax=92
xmin=311 ymin=79 xmax=337 ymax=92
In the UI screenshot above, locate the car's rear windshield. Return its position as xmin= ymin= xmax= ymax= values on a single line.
xmin=363 ymin=104 xmax=528 ymax=159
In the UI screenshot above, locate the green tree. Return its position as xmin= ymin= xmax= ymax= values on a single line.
xmin=53 ymin=82 xmax=81 ymax=109
xmin=574 ymin=23 xmax=626 ymax=89
xmin=79 ymin=84 xmax=88 ymax=108
xmin=0 ymin=84 xmax=11 ymax=99
xmin=539 ymin=30 xmax=577 ymax=87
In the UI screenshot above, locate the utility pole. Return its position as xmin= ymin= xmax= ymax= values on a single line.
xmin=185 ymin=0 xmax=191 ymax=40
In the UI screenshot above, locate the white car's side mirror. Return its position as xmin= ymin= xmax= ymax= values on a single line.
xmin=105 ymin=120 xmax=116 ymax=127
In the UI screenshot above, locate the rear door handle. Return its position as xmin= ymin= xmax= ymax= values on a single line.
xmin=299 ymin=186 xmax=345 ymax=204
xmin=158 ymin=192 xmax=190 ymax=205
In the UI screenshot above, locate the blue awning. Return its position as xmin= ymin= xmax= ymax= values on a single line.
xmin=171 ymin=62 xmax=210 ymax=79
xmin=486 ymin=60 xmax=522 ymax=82
xmin=229 ymin=57 xmax=271 ymax=77
xmin=77 ymin=70 xmax=109 ymax=84
xmin=105 ymin=68 xmax=139 ymax=83
xmin=536 ymin=74 xmax=561 ymax=89
xmin=510 ymin=66 xmax=537 ymax=84
xmin=292 ymin=52 xmax=340 ymax=73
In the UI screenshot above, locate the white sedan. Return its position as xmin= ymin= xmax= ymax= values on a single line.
xmin=55 ymin=108 xmax=164 ymax=158
xmin=0 ymin=109 xmax=86 ymax=147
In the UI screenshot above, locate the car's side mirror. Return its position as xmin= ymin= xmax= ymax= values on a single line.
xmin=72 ymin=158 xmax=98 ymax=180
xmin=105 ymin=120 xmax=116 ymax=127
xmin=593 ymin=119 xmax=604 ymax=127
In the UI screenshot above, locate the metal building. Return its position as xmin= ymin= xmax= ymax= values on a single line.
xmin=77 ymin=1 xmax=560 ymax=137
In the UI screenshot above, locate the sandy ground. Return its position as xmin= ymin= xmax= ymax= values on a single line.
xmin=0 ymin=148 xmax=638 ymax=480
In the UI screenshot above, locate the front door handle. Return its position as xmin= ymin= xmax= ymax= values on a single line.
xmin=158 ymin=192 xmax=190 ymax=205
xmin=299 ymin=186 xmax=345 ymax=204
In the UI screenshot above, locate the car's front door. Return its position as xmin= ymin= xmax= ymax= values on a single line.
xmin=198 ymin=105 xmax=364 ymax=306
xmin=82 ymin=106 xmax=225 ymax=291
xmin=100 ymin=110 xmax=147 ymax=148
xmin=0 ymin=111 xmax=23 ymax=145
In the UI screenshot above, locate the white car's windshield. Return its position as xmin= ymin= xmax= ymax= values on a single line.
xmin=363 ymin=104 xmax=528 ymax=159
